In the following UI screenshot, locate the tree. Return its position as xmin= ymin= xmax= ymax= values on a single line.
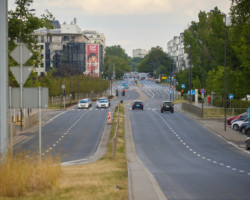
xmin=104 ymin=46 xmax=131 ymax=79
xmin=8 ymin=0 xmax=54 ymax=86
xmin=137 ymin=46 xmax=172 ymax=77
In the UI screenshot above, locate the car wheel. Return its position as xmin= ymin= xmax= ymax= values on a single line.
xmin=161 ymin=110 xmax=163 ymax=113
xmin=233 ymin=124 xmax=239 ymax=131
xmin=246 ymin=129 xmax=250 ymax=137
xmin=242 ymin=128 xmax=246 ymax=134
xmin=171 ymin=110 xmax=174 ymax=113
xmin=142 ymin=108 xmax=143 ymax=110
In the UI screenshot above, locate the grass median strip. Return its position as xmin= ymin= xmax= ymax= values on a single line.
xmin=1 ymin=103 xmax=127 ymax=200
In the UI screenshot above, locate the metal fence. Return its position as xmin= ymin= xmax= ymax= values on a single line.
xmin=49 ymin=91 xmax=110 ymax=107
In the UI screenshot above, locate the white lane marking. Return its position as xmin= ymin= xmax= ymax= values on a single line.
xmin=152 ymin=109 xmax=250 ymax=175
xmin=42 ymin=109 xmax=92 ymax=156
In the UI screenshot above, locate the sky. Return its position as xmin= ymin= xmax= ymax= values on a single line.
xmin=8 ymin=0 xmax=231 ymax=57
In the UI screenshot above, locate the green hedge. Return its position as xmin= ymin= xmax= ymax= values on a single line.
xmin=213 ymin=97 xmax=250 ymax=108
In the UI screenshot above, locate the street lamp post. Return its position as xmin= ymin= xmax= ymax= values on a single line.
xmin=187 ymin=44 xmax=192 ymax=104
xmin=210 ymin=10 xmax=228 ymax=131
xmin=224 ymin=15 xmax=227 ymax=131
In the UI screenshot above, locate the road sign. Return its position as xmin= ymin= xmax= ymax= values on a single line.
xmin=228 ymin=94 xmax=234 ymax=100
xmin=10 ymin=66 xmax=32 ymax=85
xmin=162 ymin=76 xmax=167 ymax=79
xmin=181 ymin=84 xmax=185 ymax=88
xmin=10 ymin=44 xmax=33 ymax=64
xmin=200 ymin=88 xmax=206 ymax=93
xmin=188 ymin=90 xmax=195 ymax=95
xmin=10 ymin=87 xmax=48 ymax=108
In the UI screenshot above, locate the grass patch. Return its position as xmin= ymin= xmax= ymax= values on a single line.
xmin=0 ymin=152 xmax=62 ymax=199
xmin=1 ymin=104 xmax=128 ymax=199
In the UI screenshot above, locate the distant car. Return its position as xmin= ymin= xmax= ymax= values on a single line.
xmin=96 ymin=99 xmax=110 ymax=109
xmin=161 ymin=101 xmax=174 ymax=113
xmin=78 ymin=98 xmax=92 ymax=109
xmin=132 ymin=100 xmax=144 ymax=110
xmin=97 ymin=97 xmax=110 ymax=106
xmin=227 ymin=112 xmax=247 ymax=125
xmin=231 ymin=118 xmax=250 ymax=131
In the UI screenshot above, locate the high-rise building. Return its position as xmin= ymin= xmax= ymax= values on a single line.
xmin=132 ymin=49 xmax=148 ymax=58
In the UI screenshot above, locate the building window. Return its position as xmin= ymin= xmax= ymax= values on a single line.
xmin=40 ymin=45 xmax=44 ymax=50
xmin=41 ymin=36 xmax=44 ymax=43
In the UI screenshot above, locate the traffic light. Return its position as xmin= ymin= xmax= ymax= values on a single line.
xmin=181 ymin=90 xmax=184 ymax=97
xmin=122 ymin=89 xmax=125 ymax=96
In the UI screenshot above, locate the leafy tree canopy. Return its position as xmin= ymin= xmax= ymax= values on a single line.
xmin=137 ymin=46 xmax=173 ymax=77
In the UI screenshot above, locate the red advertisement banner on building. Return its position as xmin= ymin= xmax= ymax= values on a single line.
xmin=86 ymin=44 xmax=99 ymax=77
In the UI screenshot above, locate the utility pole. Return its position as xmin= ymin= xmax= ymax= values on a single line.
xmin=0 ymin=0 xmax=8 ymax=157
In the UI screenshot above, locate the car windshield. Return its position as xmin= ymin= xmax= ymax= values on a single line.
xmin=100 ymin=100 xmax=108 ymax=103
xmin=134 ymin=102 xmax=142 ymax=105
xmin=80 ymin=100 xmax=87 ymax=103
xmin=164 ymin=102 xmax=171 ymax=106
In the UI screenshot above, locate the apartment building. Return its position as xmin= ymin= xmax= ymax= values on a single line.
xmin=34 ymin=19 xmax=105 ymax=77
xmin=167 ymin=33 xmax=189 ymax=72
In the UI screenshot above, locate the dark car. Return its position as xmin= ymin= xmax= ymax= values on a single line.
xmin=132 ymin=100 xmax=143 ymax=110
xmin=239 ymin=122 xmax=250 ymax=134
xmin=244 ymin=125 xmax=250 ymax=137
xmin=161 ymin=101 xmax=174 ymax=113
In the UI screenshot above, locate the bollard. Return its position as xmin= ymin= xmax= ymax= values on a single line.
xmin=107 ymin=112 xmax=112 ymax=124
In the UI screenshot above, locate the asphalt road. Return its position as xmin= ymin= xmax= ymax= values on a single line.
xmin=14 ymin=104 xmax=111 ymax=163
xmin=129 ymin=79 xmax=250 ymax=200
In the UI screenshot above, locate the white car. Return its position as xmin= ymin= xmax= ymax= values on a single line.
xmin=96 ymin=99 xmax=109 ymax=109
xmin=78 ymin=98 xmax=92 ymax=109
xmin=231 ymin=118 xmax=250 ymax=131
xmin=97 ymin=97 xmax=110 ymax=107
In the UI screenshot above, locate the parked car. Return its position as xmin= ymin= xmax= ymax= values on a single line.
xmin=161 ymin=101 xmax=174 ymax=113
xmin=231 ymin=114 xmax=248 ymax=125
xmin=132 ymin=100 xmax=144 ymax=110
xmin=227 ymin=112 xmax=247 ymax=125
xmin=245 ymin=126 xmax=250 ymax=137
xmin=239 ymin=122 xmax=250 ymax=134
xmin=96 ymin=99 xmax=110 ymax=109
xmin=246 ymin=137 xmax=250 ymax=150
xmin=78 ymin=98 xmax=92 ymax=109
xmin=231 ymin=118 xmax=250 ymax=131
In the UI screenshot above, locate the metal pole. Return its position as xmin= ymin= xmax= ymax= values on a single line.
xmin=202 ymin=43 xmax=204 ymax=118
xmin=39 ymin=87 xmax=42 ymax=162
xmin=0 ymin=0 xmax=8 ymax=157
xmin=9 ymin=87 xmax=13 ymax=155
xmin=224 ymin=16 xmax=227 ymax=131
